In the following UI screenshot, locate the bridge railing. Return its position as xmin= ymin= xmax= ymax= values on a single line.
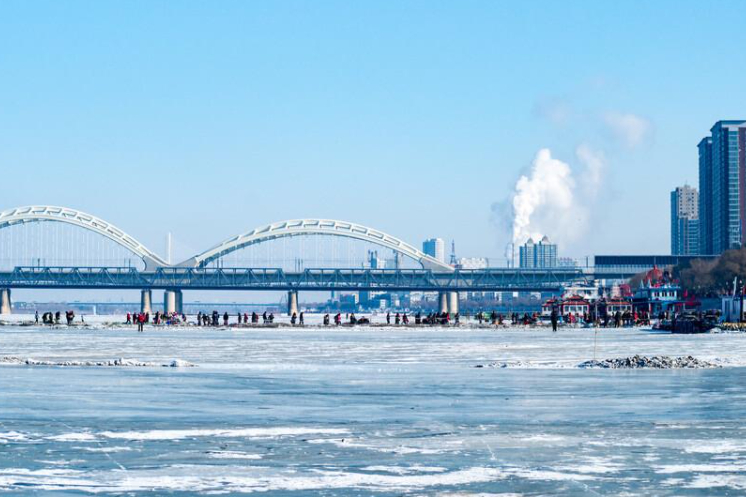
xmin=590 ymin=265 xmax=657 ymax=276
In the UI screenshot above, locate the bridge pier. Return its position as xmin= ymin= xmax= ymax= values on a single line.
xmin=438 ymin=292 xmax=448 ymax=314
xmin=447 ymin=291 xmax=459 ymax=315
xmin=140 ymin=290 xmax=152 ymax=314
xmin=0 ymin=288 xmax=10 ymax=315
xmin=287 ymin=290 xmax=299 ymax=316
xmin=164 ymin=289 xmax=182 ymax=315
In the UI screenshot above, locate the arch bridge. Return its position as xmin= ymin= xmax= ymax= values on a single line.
xmin=0 ymin=206 xmax=168 ymax=270
xmin=0 ymin=205 xmax=601 ymax=316
xmin=177 ymin=219 xmax=453 ymax=272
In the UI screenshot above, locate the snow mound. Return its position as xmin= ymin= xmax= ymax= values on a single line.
xmin=167 ymin=359 xmax=195 ymax=368
xmin=474 ymin=361 xmax=541 ymax=369
xmin=0 ymin=356 xmax=196 ymax=368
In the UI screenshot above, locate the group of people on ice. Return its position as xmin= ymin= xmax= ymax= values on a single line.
xmin=474 ymin=311 xmax=536 ymax=326
xmin=196 ymin=311 xmax=276 ymax=327
xmin=117 ymin=307 xmax=659 ymax=331
xmin=554 ymin=310 xmax=652 ymax=328
xmin=34 ymin=310 xmax=82 ymax=325
xmin=126 ymin=311 xmax=185 ymax=331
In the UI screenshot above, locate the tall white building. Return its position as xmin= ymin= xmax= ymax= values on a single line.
xmin=422 ymin=238 xmax=446 ymax=263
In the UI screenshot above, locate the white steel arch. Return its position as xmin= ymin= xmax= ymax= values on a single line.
xmin=179 ymin=219 xmax=454 ymax=271
xmin=0 ymin=206 xmax=168 ymax=270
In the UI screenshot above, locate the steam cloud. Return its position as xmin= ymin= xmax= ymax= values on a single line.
xmin=509 ymin=146 xmax=605 ymax=252
xmin=512 ymin=149 xmax=574 ymax=244
xmin=502 ymin=96 xmax=645 ymax=256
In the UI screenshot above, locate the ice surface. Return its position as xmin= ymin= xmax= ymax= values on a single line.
xmin=98 ymin=427 xmax=349 ymax=440
xmin=2 ymin=317 xmax=746 ymax=495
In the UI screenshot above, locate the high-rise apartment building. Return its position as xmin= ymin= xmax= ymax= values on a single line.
xmin=698 ymin=121 xmax=746 ymax=254
xmin=671 ymin=185 xmax=699 ymax=255
xmin=518 ymin=236 xmax=557 ymax=268
xmin=422 ymin=238 xmax=446 ymax=263
xmin=698 ymin=137 xmax=713 ymax=255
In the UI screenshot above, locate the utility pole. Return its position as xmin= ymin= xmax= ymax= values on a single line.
xmin=505 ymin=241 xmax=516 ymax=268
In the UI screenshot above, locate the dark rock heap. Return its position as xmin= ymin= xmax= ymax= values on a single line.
xmin=578 ymin=355 xmax=718 ymax=369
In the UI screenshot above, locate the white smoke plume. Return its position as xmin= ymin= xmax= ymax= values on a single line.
xmin=512 ymin=149 xmax=574 ymax=245
xmin=509 ymin=147 xmax=605 ymax=252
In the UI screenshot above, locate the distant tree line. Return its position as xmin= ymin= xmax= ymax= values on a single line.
xmin=673 ymin=247 xmax=746 ymax=296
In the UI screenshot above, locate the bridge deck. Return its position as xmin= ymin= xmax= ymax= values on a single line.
xmin=0 ymin=266 xmax=616 ymax=292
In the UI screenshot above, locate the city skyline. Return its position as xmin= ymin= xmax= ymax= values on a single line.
xmin=2 ymin=1 xmax=746 ymax=262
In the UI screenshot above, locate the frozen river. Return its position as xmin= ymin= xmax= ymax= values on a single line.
xmin=2 ymin=317 xmax=746 ymax=495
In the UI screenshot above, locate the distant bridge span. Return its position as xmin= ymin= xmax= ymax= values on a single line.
xmin=0 ymin=207 xmax=452 ymax=272
xmin=0 ymin=205 xmax=649 ymax=316
xmin=177 ymin=219 xmax=453 ymax=271
xmin=0 ymin=206 xmax=168 ymax=270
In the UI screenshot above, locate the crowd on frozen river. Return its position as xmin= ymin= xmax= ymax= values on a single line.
xmin=2 ymin=308 xmax=687 ymax=331
xmin=2 ymin=318 xmax=746 ymax=495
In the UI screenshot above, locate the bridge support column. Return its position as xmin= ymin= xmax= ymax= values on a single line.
xmin=438 ymin=291 xmax=448 ymax=314
xmin=164 ymin=290 xmax=182 ymax=314
xmin=447 ymin=291 xmax=459 ymax=315
xmin=0 ymin=288 xmax=10 ymax=315
xmin=288 ymin=290 xmax=299 ymax=316
xmin=140 ymin=290 xmax=152 ymax=314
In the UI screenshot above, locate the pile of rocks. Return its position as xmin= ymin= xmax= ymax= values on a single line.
xmin=578 ymin=355 xmax=718 ymax=369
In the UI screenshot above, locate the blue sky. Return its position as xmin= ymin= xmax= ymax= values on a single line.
xmin=2 ymin=0 xmax=745 ymax=263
